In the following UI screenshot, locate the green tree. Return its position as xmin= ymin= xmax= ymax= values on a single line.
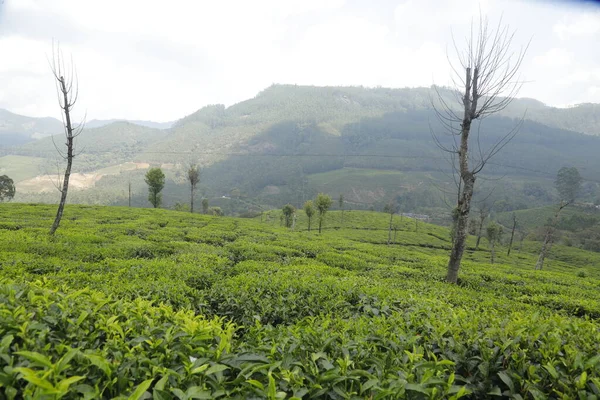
xmin=535 ymin=167 xmax=582 ymax=270
xmin=486 ymin=222 xmax=503 ymax=264
xmin=282 ymin=204 xmax=296 ymax=228
xmin=145 ymin=168 xmax=165 ymax=208
xmin=304 ymin=200 xmax=315 ymax=231
xmin=0 ymin=175 xmax=15 ymax=202
xmin=187 ymin=164 xmax=201 ymax=213
xmin=315 ymin=193 xmax=332 ymax=234
xmin=209 ymin=206 xmax=223 ymax=216
xmin=202 ymin=198 xmax=209 ymax=214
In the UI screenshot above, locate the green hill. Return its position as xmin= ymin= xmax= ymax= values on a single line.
xmin=498 ymin=205 xmax=600 ymax=252
xmin=5 ymin=85 xmax=600 ymax=229
xmin=1 ymin=204 xmax=599 ymax=398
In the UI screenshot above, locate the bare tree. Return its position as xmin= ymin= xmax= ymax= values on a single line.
xmin=128 ymin=176 xmax=132 ymax=207
xmin=432 ymin=16 xmax=528 ymax=283
xmin=486 ymin=221 xmax=503 ymax=264
xmin=474 ymin=200 xmax=493 ymax=250
xmin=48 ymin=42 xmax=84 ymax=235
xmin=339 ymin=194 xmax=345 ymax=226
xmin=507 ymin=212 xmax=517 ymax=256
xmin=383 ymin=202 xmax=398 ymax=245
xmin=187 ymin=164 xmax=201 ymax=213
xmin=535 ymin=167 xmax=582 ymax=270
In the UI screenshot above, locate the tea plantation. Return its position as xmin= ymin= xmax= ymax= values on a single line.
xmin=1 ymin=204 xmax=599 ymax=399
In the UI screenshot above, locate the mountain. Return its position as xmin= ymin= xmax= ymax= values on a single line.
xmin=85 ymin=119 xmax=174 ymax=130
xmin=5 ymin=85 xmax=600 ymax=218
xmin=0 ymin=108 xmax=63 ymax=146
xmin=502 ymin=101 xmax=600 ymax=136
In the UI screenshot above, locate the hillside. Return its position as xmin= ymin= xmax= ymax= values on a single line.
xmin=498 ymin=205 xmax=600 ymax=252
xmin=1 ymin=204 xmax=599 ymax=397
xmin=5 ymin=85 xmax=600 ymax=221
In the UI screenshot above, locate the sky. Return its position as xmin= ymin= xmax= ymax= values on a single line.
xmin=0 ymin=0 xmax=599 ymax=122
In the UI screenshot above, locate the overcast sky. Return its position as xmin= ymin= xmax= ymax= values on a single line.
xmin=0 ymin=0 xmax=599 ymax=122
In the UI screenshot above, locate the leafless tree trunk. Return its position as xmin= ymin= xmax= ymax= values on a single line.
xmin=535 ymin=203 xmax=566 ymax=270
xmin=49 ymin=43 xmax=84 ymax=235
xmin=475 ymin=201 xmax=492 ymax=250
xmin=388 ymin=212 xmax=393 ymax=245
xmin=128 ymin=176 xmax=132 ymax=207
xmin=432 ymin=15 xmax=528 ymax=283
xmin=507 ymin=213 xmax=517 ymax=256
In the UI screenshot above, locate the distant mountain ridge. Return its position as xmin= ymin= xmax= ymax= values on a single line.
xmin=0 ymin=109 xmax=63 ymax=146
xmin=85 ymin=119 xmax=174 ymax=130
xmin=0 ymin=108 xmax=173 ymax=147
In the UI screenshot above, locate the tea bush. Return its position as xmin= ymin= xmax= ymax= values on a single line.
xmin=1 ymin=204 xmax=600 ymax=398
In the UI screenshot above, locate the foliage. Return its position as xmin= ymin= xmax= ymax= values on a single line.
xmin=556 ymin=167 xmax=582 ymax=205
xmin=282 ymin=204 xmax=295 ymax=228
xmin=486 ymin=222 xmax=503 ymax=243
xmin=145 ymin=168 xmax=165 ymax=208
xmin=2 ymin=204 xmax=600 ymax=398
xmin=187 ymin=164 xmax=201 ymax=213
xmin=0 ymin=175 xmax=15 ymax=202
xmin=383 ymin=201 xmax=398 ymax=215
xmin=315 ymin=193 xmax=333 ymax=234
xmin=303 ymin=200 xmax=315 ymax=231
xmin=209 ymin=206 xmax=223 ymax=216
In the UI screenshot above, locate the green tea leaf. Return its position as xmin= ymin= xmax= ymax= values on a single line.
xmin=14 ymin=367 xmax=55 ymax=391
xmin=15 ymin=351 xmax=53 ymax=368
xmin=205 ymin=364 xmax=229 ymax=376
xmin=127 ymin=378 xmax=154 ymax=400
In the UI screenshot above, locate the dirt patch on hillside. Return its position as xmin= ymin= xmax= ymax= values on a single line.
xmin=18 ymin=173 xmax=104 ymax=193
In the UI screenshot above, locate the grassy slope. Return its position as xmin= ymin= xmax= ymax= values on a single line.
xmin=0 ymin=155 xmax=46 ymax=182
xmin=1 ymin=204 xmax=600 ymax=398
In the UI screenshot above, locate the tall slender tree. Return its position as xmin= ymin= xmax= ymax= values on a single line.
xmin=187 ymin=164 xmax=201 ymax=213
xmin=475 ymin=201 xmax=493 ymax=250
xmin=383 ymin=202 xmax=398 ymax=245
xmin=304 ymin=200 xmax=315 ymax=232
xmin=48 ymin=42 xmax=85 ymax=235
xmin=315 ymin=193 xmax=332 ymax=234
xmin=145 ymin=168 xmax=165 ymax=208
xmin=282 ymin=204 xmax=296 ymax=228
xmin=535 ymin=167 xmax=582 ymax=270
xmin=433 ymin=16 xmax=529 ymax=283
xmin=486 ymin=222 xmax=503 ymax=264
xmin=507 ymin=213 xmax=518 ymax=256
xmin=339 ymin=194 xmax=345 ymax=226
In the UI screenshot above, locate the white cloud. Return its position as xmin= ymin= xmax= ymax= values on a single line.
xmin=532 ymin=48 xmax=572 ymax=69
xmin=0 ymin=0 xmax=598 ymax=120
xmin=554 ymin=12 xmax=600 ymax=40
